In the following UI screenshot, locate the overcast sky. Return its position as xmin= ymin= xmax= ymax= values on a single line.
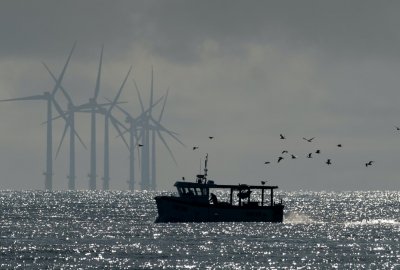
xmin=1 ymin=1 xmax=400 ymax=191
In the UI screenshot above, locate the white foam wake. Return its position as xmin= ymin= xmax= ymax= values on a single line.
xmin=284 ymin=211 xmax=322 ymax=224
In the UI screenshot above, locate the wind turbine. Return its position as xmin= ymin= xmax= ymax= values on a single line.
xmin=42 ymin=63 xmax=87 ymax=190
xmin=100 ymin=65 xmax=132 ymax=190
xmin=69 ymin=45 xmax=104 ymax=190
xmin=0 ymin=43 xmax=75 ymax=190
xmin=135 ymin=70 xmax=185 ymax=190
xmin=61 ymin=45 xmax=129 ymax=190
xmin=111 ymin=94 xmax=164 ymax=191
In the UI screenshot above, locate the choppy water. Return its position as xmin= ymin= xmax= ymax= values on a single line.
xmin=1 ymin=190 xmax=400 ymax=269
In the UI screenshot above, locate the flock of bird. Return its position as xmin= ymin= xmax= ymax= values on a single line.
xmin=263 ymin=133 xmax=375 ymax=168
xmin=182 ymin=130 xmax=390 ymax=186
xmin=190 ymin=133 xmax=378 ymax=169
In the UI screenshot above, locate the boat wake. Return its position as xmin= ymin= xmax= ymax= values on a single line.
xmin=284 ymin=211 xmax=321 ymax=224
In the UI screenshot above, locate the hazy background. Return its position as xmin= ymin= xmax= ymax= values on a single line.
xmin=1 ymin=0 xmax=400 ymax=191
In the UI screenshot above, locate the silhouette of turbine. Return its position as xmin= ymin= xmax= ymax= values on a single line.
xmin=0 ymin=43 xmax=75 ymax=190
xmin=135 ymin=70 xmax=185 ymax=190
xmin=112 ymin=95 xmax=163 ymax=191
xmin=42 ymin=62 xmax=87 ymax=190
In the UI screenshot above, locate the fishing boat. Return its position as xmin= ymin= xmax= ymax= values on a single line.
xmin=154 ymin=154 xmax=284 ymax=223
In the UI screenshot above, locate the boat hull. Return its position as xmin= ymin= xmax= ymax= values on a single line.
xmin=154 ymin=196 xmax=284 ymax=223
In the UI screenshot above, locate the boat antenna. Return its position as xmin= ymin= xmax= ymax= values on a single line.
xmin=204 ymin=153 xmax=208 ymax=181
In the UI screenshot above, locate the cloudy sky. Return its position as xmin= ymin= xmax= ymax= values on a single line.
xmin=1 ymin=0 xmax=400 ymax=191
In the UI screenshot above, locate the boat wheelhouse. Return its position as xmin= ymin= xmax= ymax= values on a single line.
xmin=154 ymin=155 xmax=284 ymax=223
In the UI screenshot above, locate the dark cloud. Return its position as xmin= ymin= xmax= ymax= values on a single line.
xmin=1 ymin=1 xmax=400 ymax=63
xmin=0 ymin=0 xmax=139 ymax=59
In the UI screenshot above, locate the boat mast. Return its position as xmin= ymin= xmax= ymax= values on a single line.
xmin=204 ymin=153 xmax=208 ymax=181
xmin=196 ymin=153 xmax=209 ymax=184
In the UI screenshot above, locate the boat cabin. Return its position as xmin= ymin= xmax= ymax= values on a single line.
xmin=174 ymin=179 xmax=280 ymax=207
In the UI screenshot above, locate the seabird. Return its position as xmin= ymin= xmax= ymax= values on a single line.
xmin=182 ymin=177 xmax=185 ymax=181
xmin=326 ymin=159 xmax=331 ymax=165
xmin=277 ymin=156 xmax=284 ymax=163
xmin=261 ymin=181 xmax=266 ymax=185
xmin=365 ymin=161 xmax=374 ymax=167
xmin=280 ymin=134 xmax=286 ymax=140
xmin=303 ymin=137 xmax=315 ymax=142
xmin=193 ymin=146 xmax=199 ymax=150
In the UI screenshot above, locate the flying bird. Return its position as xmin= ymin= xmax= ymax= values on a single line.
xmin=365 ymin=161 xmax=374 ymax=167
xmin=280 ymin=134 xmax=286 ymax=140
xmin=182 ymin=177 xmax=185 ymax=181
xmin=261 ymin=180 xmax=267 ymax=185
xmin=315 ymin=150 xmax=321 ymax=154
xmin=337 ymin=144 xmax=342 ymax=148
xmin=264 ymin=161 xmax=271 ymax=165
xmin=209 ymin=136 xmax=214 ymax=139
xmin=326 ymin=159 xmax=331 ymax=165
xmin=282 ymin=150 xmax=288 ymax=154
xmin=277 ymin=156 xmax=284 ymax=163
xmin=291 ymin=154 xmax=297 ymax=159
xmin=303 ymin=137 xmax=315 ymax=142
xmin=395 ymin=126 xmax=400 ymax=131
xmin=307 ymin=153 xmax=312 ymax=158
xmin=193 ymin=146 xmax=199 ymax=150
xmin=138 ymin=144 xmax=143 ymax=147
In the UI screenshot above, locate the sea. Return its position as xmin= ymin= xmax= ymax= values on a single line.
xmin=0 ymin=190 xmax=399 ymax=269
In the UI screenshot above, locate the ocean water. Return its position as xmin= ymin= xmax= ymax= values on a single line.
xmin=0 ymin=190 xmax=399 ymax=269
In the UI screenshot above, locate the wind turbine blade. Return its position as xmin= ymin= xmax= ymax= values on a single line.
xmin=109 ymin=95 xmax=163 ymax=122
xmin=116 ymin=127 xmax=129 ymax=138
xmin=74 ymin=128 xmax=87 ymax=150
xmin=42 ymin=62 xmax=74 ymax=104
xmin=133 ymin=78 xmax=145 ymax=113
xmin=0 ymin=95 xmax=45 ymax=102
xmin=55 ymin=122 xmax=69 ymax=159
xmin=149 ymin=66 xmax=154 ymax=114
xmin=51 ymin=41 xmax=76 ymax=96
xmin=52 ymin=99 xmax=68 ymax=122
xmin=112 ymin=101 xmax=131 ymax=118
xmin=151 ymin=118 xmax=185 ymax=147
xmin=108 ymin=65 xmax=132 ymax=114
xmin=158 ymin=87 xmax=169 ymax=122
xmin=74 ymin=102 xmax=92 ymax=111
xmin=110 ymin=115 xmax=129 ymax=149
xmin=156 ymin=128 xmax=178 ymax=166
xmin=93 ymin=45 xmax=104 ymax=101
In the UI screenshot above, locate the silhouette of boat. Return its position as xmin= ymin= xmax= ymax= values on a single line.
xmin=154 ymin=154 xmax=284 ymax=223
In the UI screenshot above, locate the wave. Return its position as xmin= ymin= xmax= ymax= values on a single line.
xmin=344 ymin=219 xmax=400 ymax=226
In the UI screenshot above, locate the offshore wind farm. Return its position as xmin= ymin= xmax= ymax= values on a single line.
xmin=0 ymin=44 xmax=182 ymax=191
xmin=3 ymin=2 xmax=400 ymax=269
